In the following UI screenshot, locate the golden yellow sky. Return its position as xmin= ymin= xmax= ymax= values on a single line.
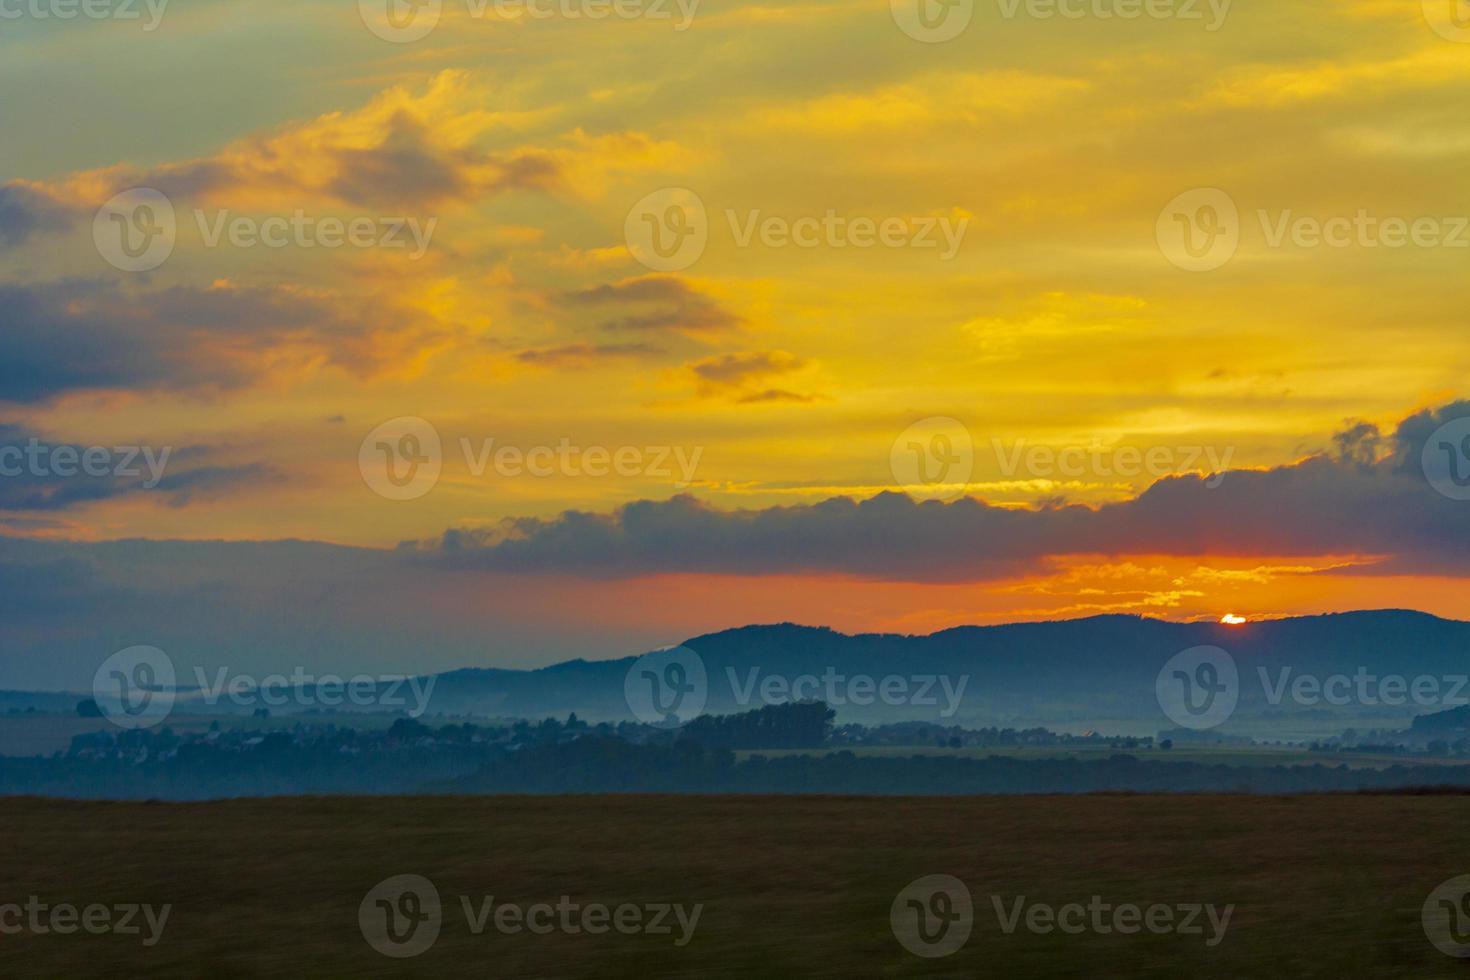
xmin=2 ymin=0 xmax=1469 ymax=662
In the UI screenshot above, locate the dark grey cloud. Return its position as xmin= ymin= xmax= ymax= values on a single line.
xmin=0 ymin=184 xmax=70 ymax=248
xmin=0 ymin=535 xmax=608 ymax=691
xmin=0 ymin=280 xmax=437 ymax=403
xmin=736 ymin=388 xmax=817 ymax=404
xmin=127 ymin=112 xmax=560 ymax=212
xmin=566 ymin=276 xmax=743 ymax=334
xmin=0 ymin=423 xmax=279 ymax=512
xmin=691 ymin=350 xmax=806 ymax=386
xmin=413 ymin=403 xmax=1470 ymax=582
xmin=688 ymin=350 xmax=818 ymax=404
xmin=515 ymin=342 xmax=663 ymax=367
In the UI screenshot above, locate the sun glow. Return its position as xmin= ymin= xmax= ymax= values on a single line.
xmin=1220 ymin=614 xmax=1248 ymax=625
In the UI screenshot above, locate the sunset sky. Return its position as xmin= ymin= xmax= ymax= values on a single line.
xmin=2 ymin=0 xmax=1469 ymax=687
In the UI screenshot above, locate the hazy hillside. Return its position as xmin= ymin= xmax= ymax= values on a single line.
xmin=410 ymin=610 xmax=1470 ymax=733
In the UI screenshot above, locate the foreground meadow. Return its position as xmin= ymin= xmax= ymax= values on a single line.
xmin=0 ymin=794 xmax=1466 ymax=977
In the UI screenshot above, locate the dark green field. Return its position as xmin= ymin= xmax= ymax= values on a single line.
xmin=1 ymin=795 xmax=1467 ymax=977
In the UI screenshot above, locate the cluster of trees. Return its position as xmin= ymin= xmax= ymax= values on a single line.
xmin=832 ymin=721 xmax=1153 ymax=750
xmin=12 ymin=700 xmax=1470 ymax=799
xmin=678 ymin=701 xmax=833 ymax=748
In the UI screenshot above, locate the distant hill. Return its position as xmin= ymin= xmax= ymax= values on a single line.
xmin=408 ymin=610 xmax=1470 ymax=732
xmin=1410 ymin=704 xmax=1470 ymax=734
xmin=8 ymin=611 xmax=1466 ymax=735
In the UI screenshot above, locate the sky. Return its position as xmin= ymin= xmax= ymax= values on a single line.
xmin=1 ymin=0 xmax=1469 ymax=688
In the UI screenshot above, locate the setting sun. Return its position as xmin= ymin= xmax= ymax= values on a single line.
xmin=1221 ymin=614 xmax=1248 ymax=625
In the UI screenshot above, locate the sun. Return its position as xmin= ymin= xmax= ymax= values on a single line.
xmin=1220 ymin=614 xmax=1247 ymax=626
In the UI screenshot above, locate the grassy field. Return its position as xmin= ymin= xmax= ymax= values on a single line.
xmin=1 ymin=794 xmax=1468 ymax=977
